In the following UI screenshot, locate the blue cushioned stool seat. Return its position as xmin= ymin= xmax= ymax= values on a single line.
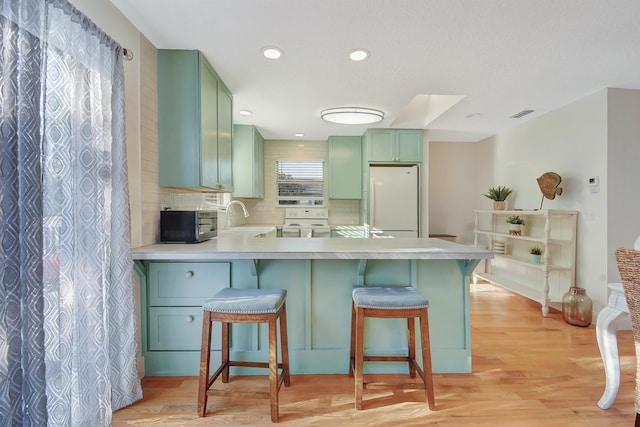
xmin=198 ymin=288 xmax=290 ymax=422
xmin=349 ymin=285 xmax=435 ymax=410
xmin=352 ymin=286 xmax=429 ymax=309
xmin=203 ymin=288 xmax=287 ymax=314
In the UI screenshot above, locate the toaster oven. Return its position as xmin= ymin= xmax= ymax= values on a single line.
xmin=160 ymin=210 xmax=217 ymax=243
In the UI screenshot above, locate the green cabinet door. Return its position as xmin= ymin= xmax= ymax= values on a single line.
xmin=158 ymin=49 xmax=233 ymax=191
xmin=199 ymin=57 xmax=219 ymax=189
xmin=328 ymin=136 xmax=362 ymax=199
xmin=365 ymin=129 xmax=423 ymax=162
xmin=366 ymin=129 xmax=396 ymax=162
xmin=395 ymin=129 xmax=423 ymax=161
xmin=232 ymin=124 xmax=265 ymax=198
xmin=217 ymin=84 xmax=234 ymax=192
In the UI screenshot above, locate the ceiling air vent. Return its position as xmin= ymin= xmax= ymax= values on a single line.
xmin=510 ymin=110 xmax=534 ymax=119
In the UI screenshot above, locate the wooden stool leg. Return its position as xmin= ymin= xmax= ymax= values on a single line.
xmin=355 ymin=306 xmax=365 ymax=410
xmin=407 ymin=317 xmax=416 ymax=378
xmin=420 ymin=308 xmax=435 ymax=410
xmin=221 ymin=321 xmax=230 ymax=383
xmin=349 ymin=301 xmax=356 ymax=377
xmin=198 ymin=312 xmax=213 ymax=417
xmin=279 ymin=303 xmax=291 ymax=387
xmin=269 ymin=313 xmax=279 ymax=422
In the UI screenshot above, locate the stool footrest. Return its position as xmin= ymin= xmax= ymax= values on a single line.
xmin=207 ymin=388 xmax=270 ymax=399
xmin=363 ymin=355 xmax=411 ymax=363
xmin=206 ymin=361 xmax=289 ymax=389
xmin=364 ymin=381 xmax=427 ymax=391
xmin=206 ymin=373 xmax=288 ymax=397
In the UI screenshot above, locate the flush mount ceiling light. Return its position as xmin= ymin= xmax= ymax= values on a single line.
xmin=239 ymin=110 xmax=253 ymax=116
xmin=349 ymin=49 xmax=370 ymax=61
xmin=321 ymin=107 xmax=384 ymax=125
xmin=262 ymin=46 xmax=283 ymax=59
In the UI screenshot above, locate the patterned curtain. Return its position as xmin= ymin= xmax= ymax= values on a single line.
xmin=0 ymin=0 xmax=142 ymax=426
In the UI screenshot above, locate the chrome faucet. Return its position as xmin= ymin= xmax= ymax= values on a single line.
xmin=225 ymin=200 xmax=250 ymax=228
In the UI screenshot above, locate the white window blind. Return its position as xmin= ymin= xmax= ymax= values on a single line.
xmin=276 ymin=160 xmax=325 ymax=206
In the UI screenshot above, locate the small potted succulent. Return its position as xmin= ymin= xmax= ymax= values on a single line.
xmin=529 ymin=246 xmax=543 ymax=264
xmin=483 ymin=186 xmax=512 ymax=210
xmin=506 ymin=215 xmax=525 ymax=236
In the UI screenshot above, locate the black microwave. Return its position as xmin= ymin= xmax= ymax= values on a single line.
xmin=160 ymin=210 xmax=217 ymax=243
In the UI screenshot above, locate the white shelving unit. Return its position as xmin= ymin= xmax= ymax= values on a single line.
xmin=473 ymin=209 xmax=578 ymax=317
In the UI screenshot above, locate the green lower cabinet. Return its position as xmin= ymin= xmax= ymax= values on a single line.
xmin=143 ymin=261 xmax=230 ymax=375
xmin=148 ymin=306 xmax=208 ymax=351
xmin=138 ymin=258 xmax=474 ymax=376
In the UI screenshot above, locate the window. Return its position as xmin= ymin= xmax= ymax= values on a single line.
xmin=276 ymin=160 xmax=325 ymax=206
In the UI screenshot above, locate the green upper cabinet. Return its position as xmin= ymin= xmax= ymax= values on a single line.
xmin=328 ymin=136 xmax=362 ymax=199
xmin=364 ymin=129 xmax=423 ymax=163
xmin=232 ymin=124 xmax=264 ymax=198
xmin=158 ymin=49 xmax=233 ymax=191
xmin=217 ymin=85 xmax=233 ymax=191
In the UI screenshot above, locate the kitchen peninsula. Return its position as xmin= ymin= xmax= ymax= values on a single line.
xmin=132 ymin=231 xmax=493 ymax=376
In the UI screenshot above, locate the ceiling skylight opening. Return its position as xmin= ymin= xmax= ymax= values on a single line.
xmin=262 ymin=46 xmax=283 ymax=59
xmin=349 ymin=49 xmax=369 ymax=61
xmin=321 ymin=107 xmax=384 ymax=125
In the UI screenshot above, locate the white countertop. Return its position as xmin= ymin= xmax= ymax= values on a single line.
xmin=132 ymin=228 xmax=494 ymax=261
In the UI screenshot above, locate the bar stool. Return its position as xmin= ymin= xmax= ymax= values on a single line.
xmin=197 ymin=288 xmax=290 ymax=422
xmin=349 ymin=285 xmax=435 ymax=410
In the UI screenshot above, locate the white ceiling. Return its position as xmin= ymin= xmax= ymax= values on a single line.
xmin=110 ymin=0 xmax=640 ymax=142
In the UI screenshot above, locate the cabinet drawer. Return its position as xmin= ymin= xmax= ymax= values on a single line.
xmin=148 ymin=262 xmax=230 ymax=306
xmin=148 ymin=306 xmax=221 ymax=351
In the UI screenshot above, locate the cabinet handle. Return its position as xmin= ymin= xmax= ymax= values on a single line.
xmin=185 ymin=315 xmax=195 ymax=323
xmin=185 ymin=270 xmax=194 ymax=278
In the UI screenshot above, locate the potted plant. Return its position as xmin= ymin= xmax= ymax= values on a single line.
xmin=529 ymin=246 xmax=543 ymax=264
xmin=506 ymin=215 xmax=525 ymax=236
xmin=483 ymin=186 xmax=512 ymax=210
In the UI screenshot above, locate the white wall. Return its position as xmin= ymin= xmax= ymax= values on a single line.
xmin=429 ymin=88 xmax=640 ymax=312
xmin=607 ymin=89 xmax=640 ymax=279
xmin=490 ymin=90 xmax=609 ymax=309
xmin=428 ymin=140 xmax=493 ymax=243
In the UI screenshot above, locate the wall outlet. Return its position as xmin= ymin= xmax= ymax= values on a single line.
xmin=584 ymin=209 xmax=595 ymax=221
xmin=588 ymin=176 xmax=599 ymax=186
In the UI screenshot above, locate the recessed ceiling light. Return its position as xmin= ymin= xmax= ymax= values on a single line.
xmin=349 ymin=49 xmax=369 ymax=61
xmin=295 ymin=133 xmax=304 ymax=137
xmin=262 ymin=46 xmax=283 ymax=60
xmin=321 ymin=107 xmax=384 ymax=125
xmin=239 ymin=110 xmax=253 ymax=116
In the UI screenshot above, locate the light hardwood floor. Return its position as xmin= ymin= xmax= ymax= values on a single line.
xmin=113 ymin=283 xmax=636 ymax=426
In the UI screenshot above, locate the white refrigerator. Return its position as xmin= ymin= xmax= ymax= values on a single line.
xmin=368 ymin=165 xmax=419 ymax=238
